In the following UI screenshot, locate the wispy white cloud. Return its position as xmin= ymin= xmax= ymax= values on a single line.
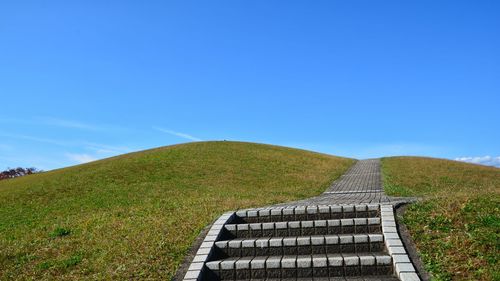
xmin=0 ymin=116 xmax=127 ymax=132
xmin=38 ymin=117 xmax=102 ymax=131
xmin=65 ymin=153 xmax=98 ymax=164
xmin=455 ymin=156 xmax=500 ymax=167
xmin=83 ymin=142 xmax=132 ymax=154
xmin=153 ymin=126 xmax=203 ymax=142
xmin=0 ymin=133 xmax=131 ymax=153
xmin=0 ymin=132 xmax=73 ymax=146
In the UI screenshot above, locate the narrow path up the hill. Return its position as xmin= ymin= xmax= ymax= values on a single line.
xmin=182 ymin=159 xmax=421 ymax=281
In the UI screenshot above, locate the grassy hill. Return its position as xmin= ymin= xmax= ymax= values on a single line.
xmin=0 ymin=141 xmax=354 ymax=280
xmin=382 ymin=157 xmax=500 ymax=281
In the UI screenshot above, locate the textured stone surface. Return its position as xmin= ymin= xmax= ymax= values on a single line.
xmin=272 ymin=159 xmax=416 ymax=206
xmin=182 ymin=159 xmax=421 ymax=281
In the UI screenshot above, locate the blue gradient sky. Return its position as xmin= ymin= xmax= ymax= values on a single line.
xmin=1 ymin=1 xmax=499 ymax=170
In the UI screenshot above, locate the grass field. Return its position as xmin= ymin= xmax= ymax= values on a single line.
xmin=382 ymin=157 xmax=500 ymax=281
xmin=0 ymin=141 xmax=354 ymax=280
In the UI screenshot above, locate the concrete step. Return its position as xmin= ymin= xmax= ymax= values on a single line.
xmin=235 ymin=205 xmax=380 ymax=223
xmin=224 ymin=218 xmax=381 ymax=238
xmin=230 ymin=275 xmax=399 ymax=281
xmin=258 ymin=275 xmax=399 ymax=281
xmin=215 ymin=234 xmax=385 ymax=257
xmin=205 ymin=253 xmax=393 ymax=280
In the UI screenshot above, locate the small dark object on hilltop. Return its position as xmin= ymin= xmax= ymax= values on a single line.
xmin=0 ymin=167 xmax=42 ymax=181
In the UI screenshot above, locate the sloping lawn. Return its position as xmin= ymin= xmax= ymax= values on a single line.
xmin=0 ymin=141 xmax=354 ymax=280
xmin=382 ymin=157 xmax=500 ymax=281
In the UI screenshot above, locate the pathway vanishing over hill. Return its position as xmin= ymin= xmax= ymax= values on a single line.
xmin=182 ymin=159 xmax=421 ymax=281
xmin=274 ymin=159 xmax=414 ymax=206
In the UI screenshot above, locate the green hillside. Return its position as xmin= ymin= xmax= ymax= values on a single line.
xmin=0 ymin=141 xmax=354 ymax=280
xmin=382 ymin=157 xmax=500 ymax=281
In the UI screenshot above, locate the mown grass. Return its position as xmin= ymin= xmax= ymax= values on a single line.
xmin=382 ymin=157 xmax=500 ymax=281
xmin=0 ymin=141 xmax=354 ymax=280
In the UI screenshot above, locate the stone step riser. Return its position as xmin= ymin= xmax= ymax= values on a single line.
xmin=208 ymin=266 xmax=394 ymax=280
xmin=215 ymin=242 xmax=385 ymax=257
xmin=225 ymin=219 xmax=381 ymax=239
xmin=214 ymin=234 xmax=385 ymax=257
xmin=236 ymin=211 xmax=379 ymax=223
xmin=235 ymin=205 xmax=379 ymax=224
xmin=205 ymin=255 xmax=393 ymax=280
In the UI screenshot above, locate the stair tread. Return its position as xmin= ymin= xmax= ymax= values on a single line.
xmin=226 ymin=218 xmax=381 ymax=230
xmin=206 ymin=253 xmax=392 ymax=270
xmin=233 ymin=277 xmax=399 ymax=281
xmin=216 ymin=234 xmax=384 ymax=247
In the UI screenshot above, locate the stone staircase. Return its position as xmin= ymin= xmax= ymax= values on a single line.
xmin=201 ymin=204 xmax=399 ymax=281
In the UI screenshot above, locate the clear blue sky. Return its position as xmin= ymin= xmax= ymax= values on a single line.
xmin=1 ymin=0 xmax=499 ymax=170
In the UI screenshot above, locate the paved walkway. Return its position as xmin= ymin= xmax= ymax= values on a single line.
xmin=182 ymin=159 xmax=421 ymax=281
xmin=274 ymin=159 xmax=412 ymax=206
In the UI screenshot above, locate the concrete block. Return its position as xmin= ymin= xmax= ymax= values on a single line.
xmin=281 ymin=256 xmax=296 ymax=268
xmin=199 ymin=241 xmax=213 ymax=248
xmin=258 ymin=209 xmax=270 ymax=217
xmin=312 ymin=255 xmax=327 ymax=267
xmin=228 ymin=240 xmax=241 ymax=248
xmin=375 ymin=255 xmax=391 ymax=265
xmin=325 ymin=235 xmax=339 ymax=244
xmin=196 ymin=247 xmax=211 ymax=255
xmin=283 ymin=207 xmax=294 ymax=215
xmin=386 ymin=238 xmax=403 ymax=247
xmin=388 ymin=246 xmax=406 ymax=255
xmin=393 ymin=254 xmax=411 ymax=264
xmin=354 ymin=218 xmax=367 ymax=225
xmin=310 ymin=236 xmax=324 ymax=245
xmin=188 ymin=262 xmax=204 ymax=271
xmin=205 ymin=261 xmax=220 ymax=270
xmin=330 ymin=205 xmax=342 ymax=213
xmin=368 ymin=234 xmax=383 ymax=242
xmin=395 ymin=262 xmax=416 ymax=275
xmin=318 ymin=205 xmax=330 ymax=213
xmin=359 ymin=255 xmax=375 ymax=266
xmin=382 ymin=221 xmax=396 ymax=227
xmin=221 ymin=259 xmax=237 ymax=270
xmin=355 ymin=204 xmax=367 ymax=212
xmin=400 ymin=272 xmax=421 ymax=281
xmin=384 ymin=232 xmax=399 ymax=239
xmin=235 ymin=257 xmax=252 ymax=269
xmin=340 ymin=219 xmax=354 ymax=226
xmin=339 ymin=235 xmax=353 ymax=244
xmin=343 ymin=254 xmax=359 ymax=266
xmin=270 ymin=208 xmax=282 ymax=216
xmin=343 ymin=205 xmax=354 ymax=212
xmin=266 ymin=256 xmax=281 ymax=269
xmin=307 ymin=206 xmax=318 ymax=214
xmin=297 ymin=236 xmax=311 ymax=245
xmin=296 ymin=256 xmax=312 ymax=268
xmin=301 ymin=220 xmax=314 ymax=228
xmin=249 ymin=223 xmax=261 ymax=230
xmin=382 ymin=226 xmax=398 ymax=233
xmin=353 ymin=234 xmax=368 ymax=243
xmin=283 ymin=237 xmax=297 ymax=246
xmin=327 ymin=255 xmax=343 ymax=267
xmin=192 ymin=254 xmax=208 ymax=263
xmin=247 ymin=210 xmax=258 ymax=217
xmin=255 ymin=238 xmax=269 ymax=248
xmin=251 ymin=257 xmax=267 ymax=269
xmin=269 ymin=237 xmax=282 ymax=247
xmin=295 ymin=206 xmax=306 ymax=215
xmin=241 ymin=239 xmax=255 ymax=248
xmin=184 ymin=270 xmax=200 ymax=280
